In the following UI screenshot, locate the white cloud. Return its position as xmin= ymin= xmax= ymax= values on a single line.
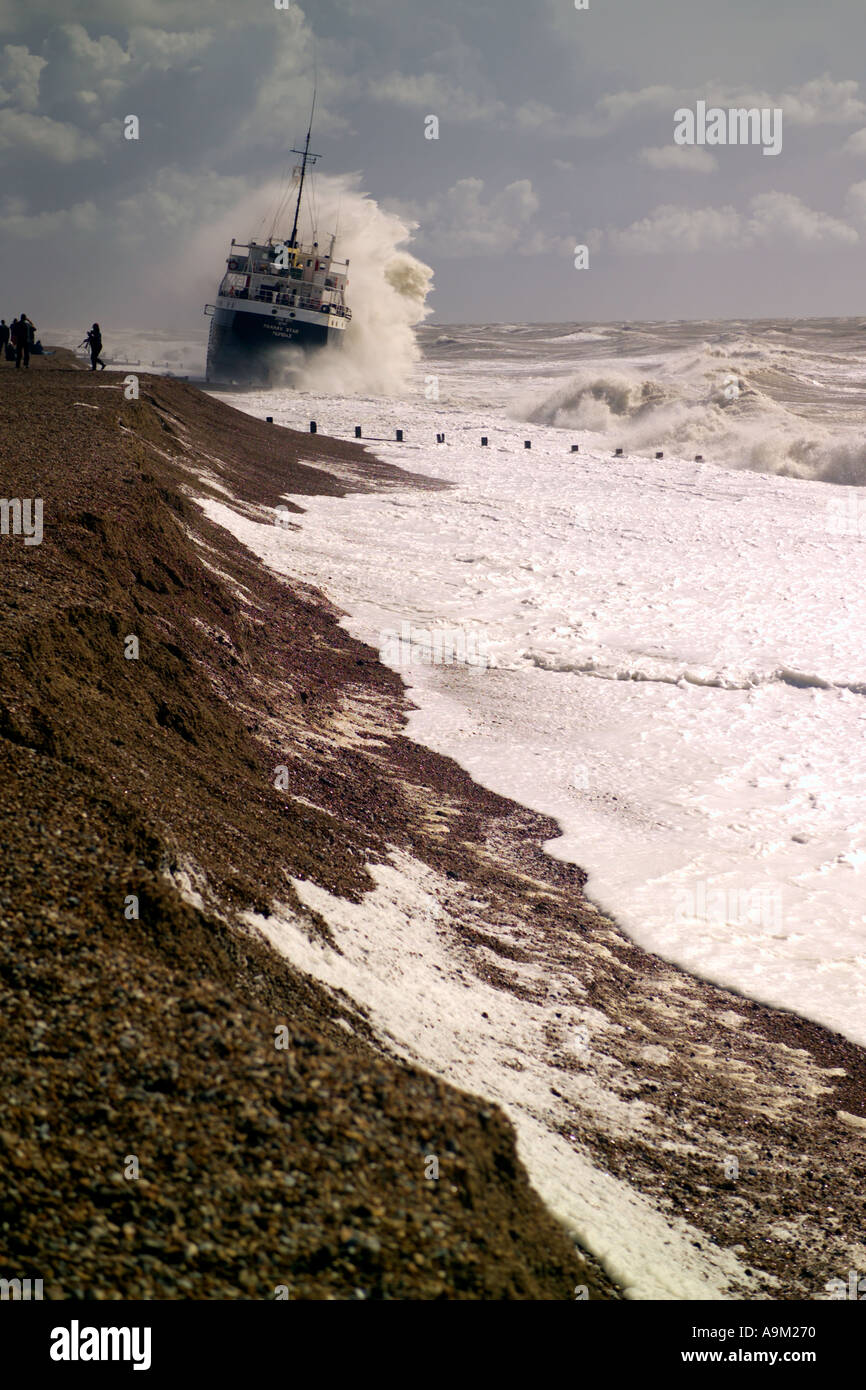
xmin=59 ymin=21 xmax=214 ymax=84
xmin=0 ymin=44 xmax=46 ymax=110
xmin=609 ymin=192 xmax=857 ymax=254
xmin=112 ymin=166 xmax=251 ymax=240
xmin=61 ymin=22 xmax=130 ymax=75
xmin=844 ymin=181 xmax=866 ymax=222
xmin=368 ymin=75 xmax=591 ymax=136
xmin=0 ymin=195 xmax=100 ymax=238
xmin=401 ymin=176 xmax=565 ymax=256
xmin=513 ymin=100 xmax=559 ymax=131
xmin=746 ymin=191 xmax=857 ymax=247
xmin=229 ymin=18 xmax=351 ymax=149
xmin=443 ymin=177 xmax=537 ymax=252
xmin=0 ymin=107 xmax=101 ymax=161
xmin=609 ymin=202 xmax=742 ymax=254
xmin=0 ymin=167 xmax=251 ymax=341
xmin=780 ymin=77 xmax=866 ymax=126
xmin=639 ymin=145 xmax=718 ymax=173
xmin=596 ymin=84 xmax=678 ymax=129
xmin=0 ymin=0 xmax=249 ymax=27
xmin=843 ymin=128 xmax=866 ymax=156
xmin=127 ymin=26 xmax=214 ymax=70
xmin=369 ymin=71 xmax=505 ymax=125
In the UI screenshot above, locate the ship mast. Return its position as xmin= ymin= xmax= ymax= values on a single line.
xmin=289 ymin=88 xmax=320 ymax=249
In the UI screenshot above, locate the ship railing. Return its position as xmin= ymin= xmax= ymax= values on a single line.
xmin=218 ymin=285 xmax=350 ymax=319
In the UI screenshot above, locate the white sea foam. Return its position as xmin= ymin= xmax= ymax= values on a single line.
xmin=207 ymin=338 xmax=866 ymax=1049
xmin=243 ymin=852 xmax=756 ymax=1300
xmin=515 ymin=335 xmax=866 ymax=485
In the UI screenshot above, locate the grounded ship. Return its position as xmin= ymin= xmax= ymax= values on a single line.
xmin=204 ymin=108 xmax=351 ymax=384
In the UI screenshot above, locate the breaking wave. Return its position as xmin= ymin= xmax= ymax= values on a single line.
xmin=518 ymin=339 xmax=866 ymax=485
xmin=275 ymin=173 xmax=432 ymax=396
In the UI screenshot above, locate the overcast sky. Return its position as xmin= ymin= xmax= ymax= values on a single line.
xmin=3 ymin=0 xmax=866 ymax=330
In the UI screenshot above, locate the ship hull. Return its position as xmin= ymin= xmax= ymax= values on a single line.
xmin=205 ymin=304 xmax=344 ymax=385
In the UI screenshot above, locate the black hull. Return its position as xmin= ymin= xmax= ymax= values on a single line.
xmin=205 ymin=306 xmax=342 ymax=385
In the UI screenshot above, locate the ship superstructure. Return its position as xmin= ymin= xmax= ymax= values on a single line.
xmin=204 ymin=110 xmax=351 ymax=383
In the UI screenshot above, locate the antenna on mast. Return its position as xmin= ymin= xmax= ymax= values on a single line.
xmin=289 ymin=84 xmax=319 ymax=249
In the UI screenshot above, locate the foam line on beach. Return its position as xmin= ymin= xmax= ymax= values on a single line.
xmin=245 ymin=852 xmax=757 ymax=1300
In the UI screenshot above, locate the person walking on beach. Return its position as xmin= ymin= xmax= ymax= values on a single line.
xmin=13 ymin=313 xmax=33 ymax=369
xmin=84 ymin=322 xmax=105 ymax=371
xmin=0 ymin=319 xmax=8 ymax=360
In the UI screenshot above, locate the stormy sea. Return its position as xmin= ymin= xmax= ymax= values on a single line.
xmin=209 ymin=315 xmax=866 ymax=1051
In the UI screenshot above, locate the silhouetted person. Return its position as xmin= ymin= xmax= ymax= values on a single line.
xmin=0 ymin=320 xmax=8 ymax=356
xmin=13 ymin=314 xmax=33 ymax=369
xmin=84 ymin=322 xmax=105 ymax=371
